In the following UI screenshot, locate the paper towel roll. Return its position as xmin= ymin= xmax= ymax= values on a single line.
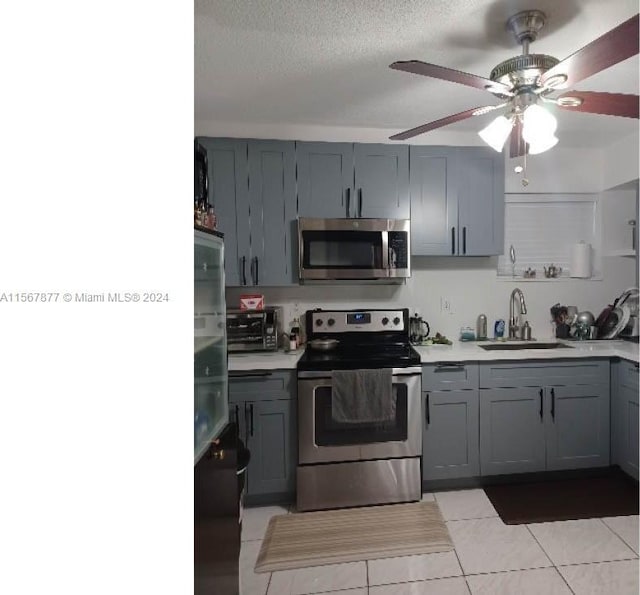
xmin=570 ymin=241 xmax=592 ymax=278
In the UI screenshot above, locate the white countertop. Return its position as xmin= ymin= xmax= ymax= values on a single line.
xmin=228 ymin=350 xmax=303 ymax=371
xmin=414 ymin=339 xmax=639 ymax=364
xmin=228 ymin=340 xmax=639 ymax=371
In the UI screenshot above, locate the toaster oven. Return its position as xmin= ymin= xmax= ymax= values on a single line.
xmin=226 ymin=307 xmax=281 ymax=352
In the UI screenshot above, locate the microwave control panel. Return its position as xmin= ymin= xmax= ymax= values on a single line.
xmin=388 ymin=232 xmax=408 ymax=269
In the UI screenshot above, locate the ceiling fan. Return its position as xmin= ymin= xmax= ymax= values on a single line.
xmin=389 ymin=10 xmax=639 ymax=159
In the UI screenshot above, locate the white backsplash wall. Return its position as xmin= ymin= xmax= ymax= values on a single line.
xmin=226 ymin=253 xmax=636 ymax=341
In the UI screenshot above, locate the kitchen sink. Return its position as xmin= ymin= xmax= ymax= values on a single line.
xmin=479 ymin=342 xmax=574 ymax=351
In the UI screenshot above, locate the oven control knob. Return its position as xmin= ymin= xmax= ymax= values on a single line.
xmin=327 ymin=318 xmax=335 ymax=326
xmin=315 ymin=318 xmax=323 ymax=327
xmin=381 ymin=317 xmax=389 ymax=326
xmin=393 ymin=316 xmax=400 ymax=326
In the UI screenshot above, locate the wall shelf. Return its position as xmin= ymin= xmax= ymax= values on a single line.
xmin=605 ymin=249 xmax=637 ymax=257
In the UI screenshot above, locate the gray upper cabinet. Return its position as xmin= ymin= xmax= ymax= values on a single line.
xmin=353 ymin=144 xmax=410 ymax=219
xmin=296 ymin=142 xmax=410 ymax=220
xmin=409 ymin=147 xmax=458 ymax=255
xmin=457 ymin=148 xmax=504 ymax=256
xmin=296 ymin=142 xmax=353 ymax=218
xmin=247 ymin=140 xmax=297 ymax=286
xmin=197 ymin=138 xmax=298 ymax=286
xmin=410 ymin=146 xmax=504 ymax=256
xmin=197 ymin=137 xmax=249 ymax=286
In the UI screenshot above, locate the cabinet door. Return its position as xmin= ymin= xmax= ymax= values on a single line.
xmin=197 ymin=137 xmax=250 ymax=286
xmin=247 ymin=140 xmax=298 ymax=285
xmin=423 ymin=390 xmax=480 ymax=480
xmin=479 ymin=387 xmax=546 ymax=475
xmin=457 ymin=148 xmax=505 ymax=256
xmin=245 ymin=400 xmax=296 ymax=496
xmin=409 ymin=146 xmax=458 ymax=255
xmin=354 ymin=143 xmax=409 ymax=219
xmin=296 ymin=142 xmax=354 ymax=218
xmin=545 ymin=384 xmax=610 ymax=471
xmin=618 ymin=382 xmax=639 ymax=480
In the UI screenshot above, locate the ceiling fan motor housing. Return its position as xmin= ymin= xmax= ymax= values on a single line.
xmin=490 ymin=54 xmax=559 ymax=88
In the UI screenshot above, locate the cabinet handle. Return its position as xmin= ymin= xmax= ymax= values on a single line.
xmin=241 ymin=256 xmax=247 ymax=286
xmin=229 ymin=371 xmax=273 ymax=378
xmin=235 ymin=404 xmax=240 ymax=426
xmin=346 ymin=188 xmax=351 ymax=217
xmin=539 ymin=389 xmax=543 ymax=420
xmin=244 ymin=403 xmax=250 ymax=440
xmin=629 ymin=219 xmax=636 ymax=251
xmin=435 ymin=362 xmax=465 ymax=371
xmin=358 ymin=189 xmax=363 ymax=218
xmin=425 ymin=393 xmax=430 ymax=425
xmin=254 ymin=257 xmax=259 ymax=285
xmin=462 ymin=227 xmax=467 ymax=255
xmin=451 ymin=227 xmax=456 ymax=255
xmin=249 ymin=403 xmax=254 ymax=436
xmin=550 ymin=388 xmax=555 ymax=420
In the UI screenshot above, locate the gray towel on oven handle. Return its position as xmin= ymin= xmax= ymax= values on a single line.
xmin=331 ymin=368 xmax=395 ymax=424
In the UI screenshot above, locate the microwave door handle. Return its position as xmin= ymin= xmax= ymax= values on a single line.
xmin=382 ymin=231 xmax=390 ymax=271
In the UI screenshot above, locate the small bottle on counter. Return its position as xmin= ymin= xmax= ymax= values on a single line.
xmin=289 ymin=318 xmax=300 ymax=351
xmin=476 ymin=314 xmax=487 ymax=340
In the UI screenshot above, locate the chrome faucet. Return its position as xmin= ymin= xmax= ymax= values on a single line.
xmin=509 ymin=288 xmax=528 ymax=339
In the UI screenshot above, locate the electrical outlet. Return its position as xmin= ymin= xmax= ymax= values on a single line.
xmin=440 ymin=297 xmax=454 ymax=315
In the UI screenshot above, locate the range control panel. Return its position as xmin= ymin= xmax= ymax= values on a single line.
xmin=308 ymin=309 xmax=406 ymax=334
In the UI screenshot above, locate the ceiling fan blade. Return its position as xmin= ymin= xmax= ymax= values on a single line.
xmin=540 ymin=14 xmax=639 ymax=89
xmin=509 ymin=118 xmax=528 ymax=159
xmin=557 ymin=91 xmax=639 ymax=119
xmin=390 ymin=60 xmax=512 ymax=95
xmin=389 ymin=106 xmax=493 ymax=141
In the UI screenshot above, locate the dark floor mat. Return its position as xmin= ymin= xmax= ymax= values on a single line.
xmin=484 ymin=471 xmax=639 ymax=524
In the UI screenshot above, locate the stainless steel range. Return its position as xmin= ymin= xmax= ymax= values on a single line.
xmin=296 ymin=308 xmax=422 ymax=512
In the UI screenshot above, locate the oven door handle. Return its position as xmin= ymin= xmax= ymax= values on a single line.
xmin=297 ymin=366 xmax=422 ymax=379
xmin=425 ymin=392 xmax=430 ymax=425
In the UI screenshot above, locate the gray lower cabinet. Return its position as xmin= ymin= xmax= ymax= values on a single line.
xmin=480 ymin=387 xmax=546 ymax=475
xmin=228 ymin=371 xmax=296 ymax=499
xmin=479 ymin=360 xmax=610 ymax=476
xmin=612 ymin=359 xmax=639 ymax=480
xmin=545 ymin=383 xmax=610 ymax=470
xmin=423 ymin=389 xmax=480 ymax=480
xmin=422 ymin=363 xmax=479 ymax=480
xmin=409 ymin=146 xmax=504 ymax=256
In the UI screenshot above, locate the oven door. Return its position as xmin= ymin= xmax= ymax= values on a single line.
xmin=297 ymin=368 xmax=422 ymax=464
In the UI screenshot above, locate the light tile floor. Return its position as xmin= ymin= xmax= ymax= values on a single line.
xmin=239 ymin=490 xmax=639 ymax=595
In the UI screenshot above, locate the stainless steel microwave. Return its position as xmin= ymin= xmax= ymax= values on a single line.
xmin=298 ymin=218 xmax=410 ymax=281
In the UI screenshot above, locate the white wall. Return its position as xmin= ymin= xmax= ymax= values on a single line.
xmin=219 ymin=124 xmax=639 ymax=340
xmin=601 ymin=132 xmax=640 ymax=191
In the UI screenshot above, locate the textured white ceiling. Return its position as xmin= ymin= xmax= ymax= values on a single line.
xmin=195 ymin=0 xmax=639 ymax=146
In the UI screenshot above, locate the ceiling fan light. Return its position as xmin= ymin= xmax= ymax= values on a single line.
xmin=528 ymin=135 xmax=559 ymax=154
xmin=522 ymin=104 xmax=558 ymax=142
xmin=478 ymin=115 xmax=513 ymax=152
